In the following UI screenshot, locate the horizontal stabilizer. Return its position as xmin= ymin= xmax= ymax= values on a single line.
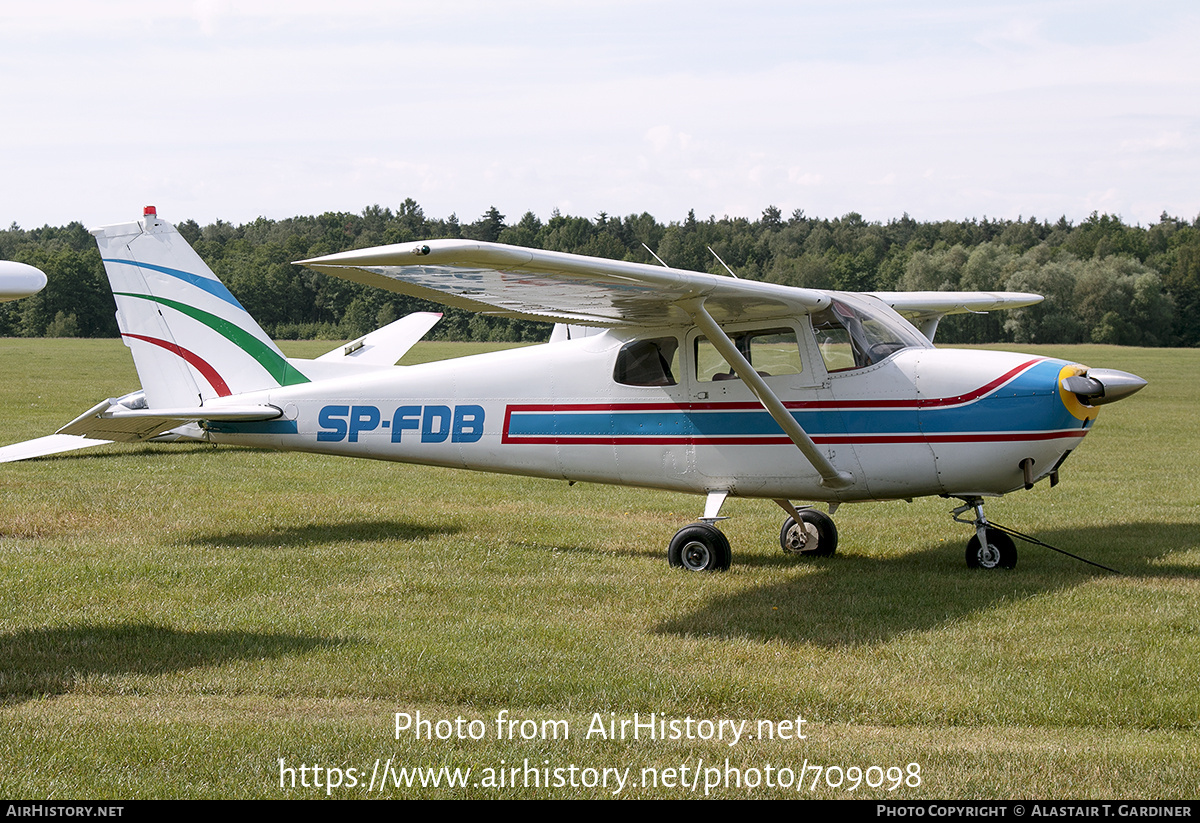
xmin=58 ymin=400 xmax=281 ymax=443
xmin=316 ymin=312 xmax=442 ymax=365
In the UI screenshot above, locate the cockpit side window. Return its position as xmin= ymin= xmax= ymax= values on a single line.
xmin=695 ymin=327 xmax=804 ymax=383
xmin=613 ymin=337 xmax=680 ymax=387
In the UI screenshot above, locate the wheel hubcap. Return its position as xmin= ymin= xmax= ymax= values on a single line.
xmin=978 ymin=542 xmax=1000 ymax=568
xmin=681 ymin=540 xmax=712 ymax=570
xmin=784 ymin=522 xmax=819 ymax=554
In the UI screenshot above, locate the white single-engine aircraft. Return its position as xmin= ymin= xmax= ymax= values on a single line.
xmin=1 ymin=207 xmax=1147 ymax=571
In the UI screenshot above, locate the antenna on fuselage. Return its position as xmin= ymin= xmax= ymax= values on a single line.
xmin=642 ymin=243 xmax=669 ymax=268
xmin=708 ymin=246 xmax=739 ymax=278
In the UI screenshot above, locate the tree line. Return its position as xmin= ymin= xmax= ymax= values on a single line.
xmin=1 ymin=201 xmax=1197 ymax=347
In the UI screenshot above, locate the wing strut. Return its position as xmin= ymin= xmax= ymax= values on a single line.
xmin=685 ymin=300 xmax=854 ymax=490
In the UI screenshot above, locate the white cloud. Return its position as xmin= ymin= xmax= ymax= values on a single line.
xmin=1119 ymin=132 xmax=1188 ymax=153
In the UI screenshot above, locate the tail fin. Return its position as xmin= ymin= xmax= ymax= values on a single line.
xmin=92 ymin=207 xmax=309 ymax=408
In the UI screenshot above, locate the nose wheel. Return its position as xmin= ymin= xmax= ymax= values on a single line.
xmin=965 ymin=528 xmax=1017 ymax=569
xmin=953 ymin=498 xmax=1017 ymax=569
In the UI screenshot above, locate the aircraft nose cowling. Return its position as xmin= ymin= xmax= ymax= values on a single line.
xmin=1060 ymin=368 xmax=1147 ymax=406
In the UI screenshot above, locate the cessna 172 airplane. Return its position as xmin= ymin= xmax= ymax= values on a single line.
xmin=0 ymin=207 xmax=1147 ymax=572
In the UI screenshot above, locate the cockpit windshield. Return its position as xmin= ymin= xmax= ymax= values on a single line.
xmin=810 ymin=293 xmax=930 ymax=372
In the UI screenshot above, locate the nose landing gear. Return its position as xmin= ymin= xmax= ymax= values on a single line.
xmin=952 ymin=498 xmax=1017 ymax=569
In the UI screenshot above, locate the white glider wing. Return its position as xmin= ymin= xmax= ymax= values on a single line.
xmin=0 ymin=261 xmax=47 ymax=302
xmin=0 ymin=434 xmax=110 ymax=463
xmin=297 ymin=241 xmax=832 ymax=327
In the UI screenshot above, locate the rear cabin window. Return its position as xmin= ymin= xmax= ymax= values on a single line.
xmin=613 ymin=337 xmax=680 ymax=387
xmin=695 ymin=328 xmax=804 ymax=383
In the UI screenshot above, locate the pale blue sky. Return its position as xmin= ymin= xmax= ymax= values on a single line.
xmin=2 ymin=0 xmax=1197 ymax=229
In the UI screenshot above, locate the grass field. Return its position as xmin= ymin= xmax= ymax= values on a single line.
xmin=1 ymin=338 xmax=1197 ymax=799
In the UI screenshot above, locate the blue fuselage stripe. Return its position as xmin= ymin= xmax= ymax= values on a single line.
xmin=205 ymin=420 xmax=298 ymax=435
xmin=507 ymin=361 xmax=1082 ymax=439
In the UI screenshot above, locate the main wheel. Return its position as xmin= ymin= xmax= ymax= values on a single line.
xmin=965 ymin=528 xmax=1017 ymax=569
xmin=779 ymin=509 xmax=838 ymax=557
xmin=668 ymin=523 xmax=732 ymax=572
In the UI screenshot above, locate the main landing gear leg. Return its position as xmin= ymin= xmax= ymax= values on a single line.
xmin=952 ymin=497 xmax=1016 ymax=570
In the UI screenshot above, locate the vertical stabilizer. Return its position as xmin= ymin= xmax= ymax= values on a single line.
xmin=92 ymin=207 xmax=309 ymax=408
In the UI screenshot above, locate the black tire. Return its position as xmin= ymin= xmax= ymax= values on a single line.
xmin=779 ymin=509 xmax=838 ymax=557
xmin=668 ymin=523 xmax=732 ymax=572
xmin=965 ymin=528 xmax=1017 ymax=569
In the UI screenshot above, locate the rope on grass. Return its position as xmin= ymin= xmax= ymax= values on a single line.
xmin=988 ymin=521 xmax=1122 ymax=575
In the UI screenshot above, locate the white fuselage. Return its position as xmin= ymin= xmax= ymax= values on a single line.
xmin=202 ymin=328 xmax=1093 ymax=504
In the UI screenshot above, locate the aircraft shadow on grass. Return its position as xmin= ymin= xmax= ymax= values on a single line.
xmin=33 ymin=443 xmax=266 ymax=461
xmin=645 ymin=520 xmax=1200 ymax=648
xmin=0 ymin=622 xmax=351 ymax=704
xmin=187 ymin=519 xmax=459 ymax=548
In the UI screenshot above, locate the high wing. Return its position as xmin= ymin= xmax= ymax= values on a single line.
xmin=297 ymin=240 xmax=832 ymax=327
xmin=298 ymin=241 xmax=1042 ymax=338
xmin=299 ymin=240 xmax=863 ymax=487
xmin=871 ymin=291 xmax=1043 ymax=341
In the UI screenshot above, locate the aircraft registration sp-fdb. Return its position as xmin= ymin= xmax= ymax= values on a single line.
xmin=0 ymin=207 xmax=1147 ymax=572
